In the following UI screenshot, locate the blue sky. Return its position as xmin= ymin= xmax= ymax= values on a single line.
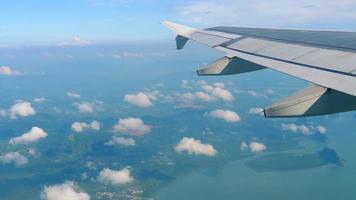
xmin=2 ymin=0 xmax=356 ymax=46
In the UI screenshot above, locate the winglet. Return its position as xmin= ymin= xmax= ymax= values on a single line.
xmin=162 ymin=21 xmax=196 ymax=38
xmin=163 ymin=21 xmax=196 ymax=50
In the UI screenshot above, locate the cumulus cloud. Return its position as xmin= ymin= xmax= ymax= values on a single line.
xmin=66 ymin=92 xmax=81 ymax=98
xmin=248 ymin=107 xmax=264 ymax=115
xmin=175 ymin=137 xmax=217 ymax=156
xmin=281 ymin=123 xmax=326 ymax=135
xmin=143 ymin=89 xmax=161 ymax=100
xmin=98 ymin=168 xmax=134 ymax=185
xmin=76 ymin=102 xmax=93 ymax=112
xmin=40 ymin=181 xmax=90 ymax=200
xmin=10 ymin=101 xmax=36 ymax=119
xmin=0 ymin=152 xmax=28 ymax=166
xmin=9 ymin=127 xmax=47 ymax=145
xmin=206 ymin=109 xmax=241 ymax=123
xmin=124 ymin=92 xmax=153 ymax=108
xmin=211 ymin=87 xmax=235 ymax=101
xmin=105 ymin=136 xmax=136 ymax=146
xmin=176 ymin=92 xmax=214 ymax=104
xmin=175 ymin=82 xmax=234 ymax=107
xmin=0 ymin=66 xmax=20 ymax=75
xmin=201 ymin=84 xmax=234 ymax=102
xmin=113 ymin=117 xmax=151 ymax=136
xmin=240 ymin=141 xmax=267 ymax=153
xmin=249 ymin=142 xmax=267 ymax=153
xmin=71 ymin=121 xmax=101 ymax=132
xmin=281 ymin=123 xmax=310 ymax=135
xmin=74 ymin=101 xmax=102 ymax=113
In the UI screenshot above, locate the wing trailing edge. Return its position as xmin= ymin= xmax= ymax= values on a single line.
xmin=197 ymin=56 xmax=265 ymax=76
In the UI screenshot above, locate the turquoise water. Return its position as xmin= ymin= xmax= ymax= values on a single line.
xmin=155 ymin=118 xmax=356 ymax=200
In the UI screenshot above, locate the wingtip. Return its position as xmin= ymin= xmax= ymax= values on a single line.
xmin=161 ymin=20 xmax=170 ymax=27
xmin=162 ymin=21 xmax=196 ymax=37
xmin=162 ymin=20 xmax=176 ymax=30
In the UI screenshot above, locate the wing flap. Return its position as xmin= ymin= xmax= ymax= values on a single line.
xmin=264 ymin=85 xmax=356 ymax=117
xmin=216 ymin=46 xmax=356 ymax=96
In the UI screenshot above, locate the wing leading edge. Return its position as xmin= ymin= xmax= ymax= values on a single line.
xmin=163 ymin=21 xmax=356 ymax=117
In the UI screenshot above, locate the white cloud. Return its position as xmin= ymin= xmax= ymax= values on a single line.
xmin=144 ymin=90 xmax=158 ymax=100
xmin=34 ymin=97 xmax=47 ymax=103
xmin=240 ymin=141 xmax=267 ymax=152
xmin=0 ymin=66 xmax=19 ymax=75
xmin=98 ymin=168 xmax=134 ymax=185
xmin=110 ymin=51 xmax=164 ymax=59
xmin=248 ymin=107 xmax=264 ymax=115
xmin=10 ymin=101 xmax=36 ymax=119
xmin=176 ymin=92 xmax=214 ymax=104
xmin=240 ymin=142 xmax=248 ymax=151
xmin=247 ymin=90 xmax=267 ymax=98
xmin=175 ymin=137 xmax=217 ymax=156
xmin=0 ymin=152 xmax=28 ymax=166
xmin=281 ymin=123 xmax=310 ymax=135
xmin=202 ymin=84 xmax=234 ymax=102
xmin=57 ymin=37 xmax=91 ymax=47
xmin=27 ymin=148 xmax=38 ymax=157
xmin=281 ymin=123 xmax=327 ymax=135
xmin=181 ymin=80 xmax=192 ymax=89
xmin=9 ymin=127 xmax=47 ymax=145
xmin=71 ymin=121 xmax=101 ymax=132
xmin=90 ymin=121 xmax=101 ymax=130
xmin=113 ymin=117 xmax=152 ymax=136
xmin=0 ymin=108 xmax=7 ymax=117
xmin=265 ymin=89 xmax=275 ymax=94
xmin=207 ymin=109 xmax=241 ymax=123
xmin=249 ymin=142 xmax=267 ymax=153
xmin=175 ymin=82 xmax=234 ymax=106
xmin=124 ymin=92 xmax=153 ymax=108
xmin=0 ymin=66 xmax=13 ymax=75
xmin=74 ymin=101 xmax=102 ymax=113
xmin=40 ymin=181 xmax=90 ymax=200
xmin=106 ymin=136 xmax=136 ymax=146
xmin=67 ymin=92 xmax=81 ymax=98
xmin=314 ymin=125 xmax=327 ymax=134
xmin=194 ymin=92 xmax=215 ymax=102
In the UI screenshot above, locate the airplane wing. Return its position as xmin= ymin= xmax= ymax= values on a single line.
xmin=163 ymin=21 xmax=356 ymax=118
